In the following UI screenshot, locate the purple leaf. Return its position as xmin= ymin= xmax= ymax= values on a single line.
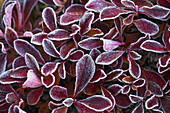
xmin=83 ymin=83 xmax=98 ymax=95
xmin=133 ymin=78 xmax=145 ymax=87
xmin=52 ymin=106 xmax=68 ymax=113
xmin=85 ymin=0 xmax=113 ymax=13
xmin=121 ymin=0 xmax=135 ymax=8
xmin=39 ymin=0 xmax=55 ymax=6
xmin=42 ymin=39 xmax=60 ymax=57
xmin=5 ymin=92 xmax=17 ymax=103
xmin=89 ymin=48 xmax=101 ymax=61
xmin=42 ymin=7 xmax=57 ymax=31
xmin=163 ymin=23 xmax=170 ymax=50
xmin=111 ymin=0 xmax=124 ymax=7
xmin=101 ymin=87 xmax=115 ymax=112
xmin=129 ymin=94 xmax=143 ymax=103
xmin=60 ymin=41 xmax=76 ymax=60
xmin=145 ymin=95 xmax=159 ymax=109
xmin=0 ymin=83 xmax=13 ymax=93
xmin=105 ymin=69 xmax=123 ymax=82
xmin=121 ymin=85 xmax=130 ymax=94
xmin=14 ymin=39 xmax=45 ymax=64
xmin=128 ymin=55 xmax=141 ymax=79
xmin=58 ymin=63 xmax=66 ymax=79
xmin=107 ymin=84 xmax=122 ymax=96
xmin=31 ymin=32 xmax=47 ymax=45
xmin=68 ymin=50 xmax=84 ymax=62
xmin=22 ymin=70 xmax=42 ymax=88
xmin=102 ymin=38 xmax=124 ymax=51
xmin=41 ymin=62 xmax=58 ymax=76
xmin=100 ymin=6 xmax=133 ymax=21
xmin=148 ymin=81 xmax=163 ymax=97
xmin=11 ymin=66 xmax=29 ymax=78
xmin=103 ymin=27 xmax=118 ymax=39
xmin=50 ymin=85 xmax=68 ymax=101
xmin=60 ymin=4 xmax=86 ymax=25
xmin=22 ymin=0 xmax=38 ymax=26
xmin=5 ymin=27 xmax=18 ymax=47
xmin=90 ymin=69 xmax=107 ymax=83
xmin=133 ymin=19 xmax=159 ymax=36
xmin=123 ymin=14 xmax=135 ymax=25
xmin=131 ymin=0 xmax=153 ymax=8
xmin=13 ymin=105 xmax=26 ymax=113
xmin=157 ymin=0 xmax=170 ymax=9
xmin=158 ymin=63 xmax=170 ymax=74
xmin=79 ymin=12 xmax=94 ymax=35
xmin=70 ymin=24 xmax=80 ymax=36
xmin=96 ymin=51 xmax=124 ymax=65
xmin=0 ymin=54 xmax=7 ymax=75
xmin=132 ymin=103 xmax=144 ymax=113
xmin=161 ymin=96 xmax=170 ymax=113
xmin=140 ymin=5 xmax=170 ymax=19
xmin=159 ymin=54 xmax=170 ymax=67
xmin=27 ymin=87 xmax=44 ymax=105
xmin=41 ymin=74 xmax=55 ymax=88
xmin=73 ymin=54 xmax=95 ymax=97
xmin=78 ymin=38 xmax=103 ymax=50
xmin=25 ymin=53 xmax=40 ymax=74
xmin=47 ymin=29 xmax=71 ymax=41
xmin=53 ymin=0 xmax=63 ymax=6
xmin=62 ymin=98 xmax=74 ymax=107
xmin=12 ymin=56 xmax=26 ymax=69
xmin=84 ymin=28 xmax=104 ymax=37
xmin=77 ymin=95 xmax=112 ymax=112
xmin=129 ymin=51 xmax=142 ymax=60
xmin=115 ymin=93 xmax=132 ymax=108
xmin=141 ymin=40 xmax=167 ymax=53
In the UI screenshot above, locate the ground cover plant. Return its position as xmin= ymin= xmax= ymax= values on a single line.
xmin=0 ymin=0 xmax=169 ymax=113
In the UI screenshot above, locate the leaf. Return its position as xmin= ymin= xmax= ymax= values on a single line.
xmin=90 ymin=69 xmax=107 ymax=83
xmin=161 ymin=96 xmax=170 ymax=113
xmin=53 ymin=0 xmax=64 ymax=6
xmin=41 ymin=74 xmax=55 ymax=88
xmin=140 ymin=5 xmax=170 ymax=19
xmin=47 ymin=29 xmax=71 ymax=41
xmin=22 ymin=0 xmax=38 ymax=26
xmin=141 ymin=40 xmax=167 ymax=53
xmin=60 ymin=4 xmax=86 ymax=25
xmin=105 ymin=69 xmax=123 ymax=82
xmin=100 ymin=6 xmax=133 ymax=21
xmin=148 ymin=81 xmax=163 ymax=97
xmin=11 ymin=66 xmax=29 ymax=78
xmin=101 ymin=39 xmax=124 ymax=51
xmin=159 ymin=54 xmax=170 ymax=67
xmin=103 ymin=27 xmax=118 ymax=39
xmin=12 ymin=56 xmax=26 ymax=69
xmin=107 ymin=84 xmax=122 ymax=96
xmin=133 ymin=19 xmax=159 ymax=36
xmin=73 ymin=54 xmax=95 ymax=97
xmin=115 ymin=93 xmax=132 ymax=108
xmin=78 ymin=37 xmax=103 ymax=50
xmin=0 ymin=54 xmax=7 ymax=75
xmin=132 ymin=78 xmax=145 ymax=87
xmin=42 ymin=39 xmax=60 ymax=57
xmin=132 ymin=103 xmax=144 ymax=113
xmin=79 ymin=12 xmax=94 ymax=35
xmin=68 ymin=50 xmax=84 ymax=61
xmin=27 ymin=87 xmax=44 ymax=105
xmin=31 ymin=32 xmax=47 ymax=45
xmin=123 ymin=14 xmax=135 ymax=25
xmin=145 ymin=95 xmax=159 ymax=109
xmin=128 ymin=54 xmax=141 ymax=79
xmin=70 ymin=24 xmax=80 ymax=36
xmin=6 ymin=92 xmax=17 ymax=103
xmin=22 ymin=70 xmax=42 ymax=88
xmin=52 ymin=106 xmax=68 ymax=113
xmin=5 ymin=27 xmax=18 ymax=47
xmin=121 ymin=85 xmax=130 ymax=94
xmin=0 ymin=83 xmax=13 ymax=93
xmin=129 ymin=94 xmax=143 ymax=103
xmin=121 ymin=0 xmax=135 ymax=8
xmin=14 ymin=39 xmax=45 ymax=64
xmin=111 ymin=0 xmax=124 ymax=7
xmin=50 ymin=85 xmax=68 ymax=101
xmin=83 ymin=83 xmax=98 ymax=95
xmin=131 ymin=0 xmax=153 ymax=8
xmin=39 ymin=0 xmax=55 ymax=5
xmin=42 ymin=7 xmax=57 ymax=31
xmin=96 ymin=51 xmax=124 ymax=65
xmin=84 ymin=28 xmax=104 ymax=37
xmin=77 ymin=95 xmax=112 ymax=112
xmin=163 ymin=23 xmax=170 ymax=50
xmin=41 ymin=62 xmax=58 ymax=76
xmin=58 ymin=63 xmax=66 ymax=79
xmin=157 ymin=0 xmax=170 ymax=9
xmin=62 ymin=98 xmax=74 ymax=107
xmin=85 ymin=0 xmax=113 ymax=13
xmin=89 ymin=48 xmax=101 ymax=61
xmin=129 ymin=51 xmax=142 ymax=60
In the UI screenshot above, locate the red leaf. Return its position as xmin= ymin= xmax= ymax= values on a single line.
xmin=121 ymin=85 xmax=130 ymax=94
xmin=41 ymin=62 xmax=58 ymax=76
xmin=121 ymin=0 xmax=135 ymax=8
xmin=48 ymin=29 xmax=71 ymax=41
xmin=129 ymin=51 xmax=142 ymax=60
xmin=77 ymin=95 xmax=112 ymax=112
xmin=11 ymin=66 xmax=29 ymax=78
xmin=52 ymin=106 xmax=68 ymax=113
xmin=129 ymin=94 xmax=143 ymax=103
xmin=89 ymin=48 xmax=101 ymax=61
xmin=53 ymin=0 xmax=64 ymax=6
xmin=140 ymin=5 xmax=170 ymax=19
xmin=50 ymin=85 xmax=68 ymax=101
xmin=85 ymin=0 xmax=113 ymax=12
xmin=73 ymin=55 xmax=95 ymax=97
xmin=70 ymin=24 xmax=80 ymax=36
xmin=27 ymin=87 xmax=44 ymax=105
xmin=103 ymin=27 xmax=118 ymax=39
xmin=25 ymin=53 xmax=40 ymax=74
xmin=0 ymin=83 xmax=13 ymax=93
xmin=107 ymin=84 xmax=122 ymax=96
xmin=157 ymin=0 xmax=170 ymax=9
xmin=12 ymin=56 xmax=26 ymax=69
xmin=60 ymin=42 xmax=76 ymax=60
xmin=115 ymin=93 xmax=132 ymax=108
xmin=145 ymin=95 xmax=159 ymax=109
xmin=5 ymin=92 xmax=17 ymax=103
xmin=22 ymin=70 xmax=42 ymax=88
xmin=39 ymin=0 xmax=55 ymax=6
xmin=133 ymin=19 xmax=159 ymax=36
xmin=31 ymin=32 xmax=47 ymax=45
xmin=83 ymin=83 xmax=98 ymax=95
xmin=90 ymin=69 xmax=107 ymax=83
xmin=60 ymin=4 xmax=86 ymax=25
xmin=102 ymin=39 xmax=124 ymax=51
xmin=128 ymin=55 xmax=141 ymax=78
xmin=111 ymin=0 xmax=124 ymax=7
xmin=42 ymin=39 xmax=60 ymax=57
xmin=100 ymin=6 xmax=133 ymax=21
xmin=161 ymin=96 xmax=170 ymax=113
xmin=84 ymin=28 xmax=104 ymax=37
xmin=105 ymin=69 xmax=123 ymax=82
xmin=158 ymin=63 xmax=170 ymax=74
xmin=133 ymin=78 xmax=145 ymax=87
xmin=78 ymin=37 xmax=103 ymax=50
xmin=0 ymin=54 xmax=7 ymax=75
xmin=14 ymin=39 xmax=45 ymax=64
xmin=62 ymin=98 xmax=74 ymax=107
xmin=159 ymin=54 xmax=170 ymax=67
xmin=79 ymin=12 xmax=94 ymax=35
xmin=96 ymin=51 xmax=124 ymax=65
xmin=148 ymin=81 xmax=163 ymax=97
xmin=41 ymin=74 xmax=55 ymax=88
xmin=5 ymin=27 xmax=18 ymax=47
xmin=68 ymin=50 xmax=84 ymax=62
xmin=123 ymin=14 xmax=135 ymax=25
xmin=58 ymin=63 xmax=66 ymax=79
xmin=42 ymin=7 xmax=57 ymax=31
xmin=163 ymin=23 xmax=170 ymax=50
xmin=22 ymin=0 xmax=38 ymax=26
xmin=131 ymin=0 xmax=153 ymax=8
xmin=132 ymin=103 xmax=144 ymax=113
xmin=101 ymin=87 xmax=115 ymax=112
